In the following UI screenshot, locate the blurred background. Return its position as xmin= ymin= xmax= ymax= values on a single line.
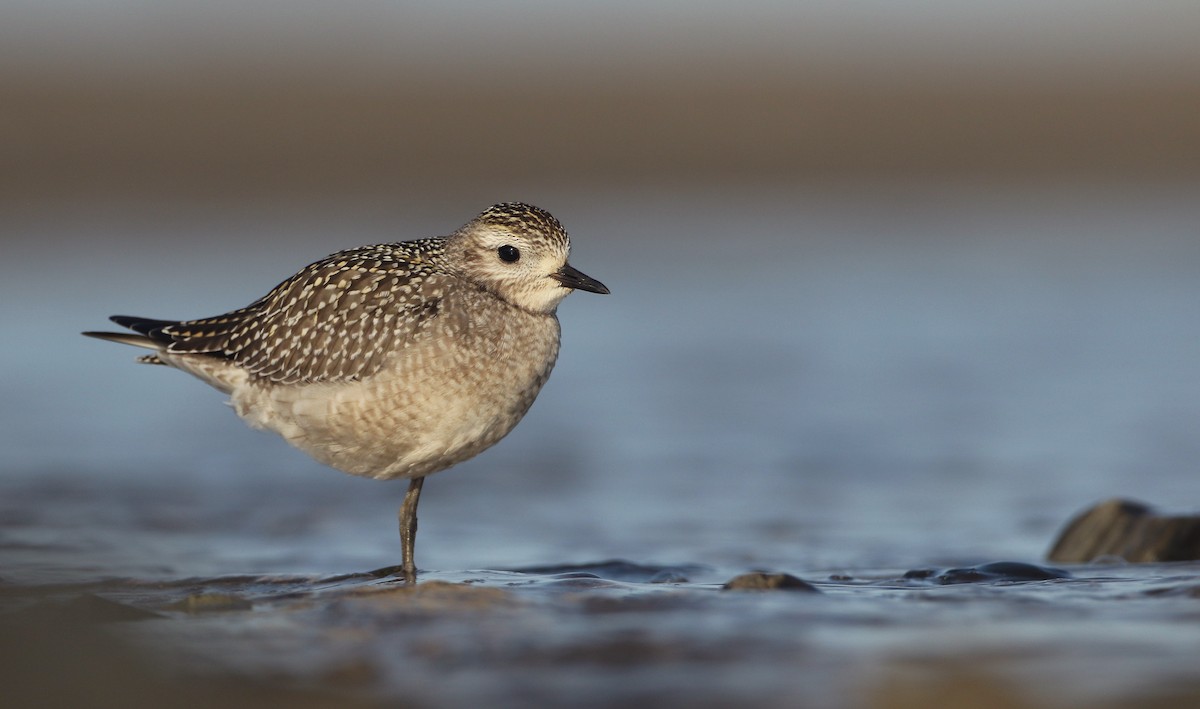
xmin=5 ymin=1 xmax=1200 ymax=203
xmin=3 ymin=1 xmax=1200 ymax=581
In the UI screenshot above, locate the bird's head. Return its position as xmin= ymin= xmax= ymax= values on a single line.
xmin=447 ymin=202 xmax=609 ymax=313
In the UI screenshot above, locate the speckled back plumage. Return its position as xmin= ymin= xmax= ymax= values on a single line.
xmin=153 ymin=240 xmax=451 ymax=384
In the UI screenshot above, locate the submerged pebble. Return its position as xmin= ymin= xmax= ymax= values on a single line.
xmin=905 ymin=561 xmax=1071 ymax=585
xmin=166 ymin=593 xmax=253 ymax=614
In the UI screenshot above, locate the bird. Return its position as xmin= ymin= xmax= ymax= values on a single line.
xmin=83 ymin=202 xmax=609 ymax=582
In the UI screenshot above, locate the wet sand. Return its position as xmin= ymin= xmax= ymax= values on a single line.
xmin=5 ymin=557 xmax=1200 ymax=708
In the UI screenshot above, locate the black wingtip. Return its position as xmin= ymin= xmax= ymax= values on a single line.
xmin=109 ymin=315 xmax=176 ymax=335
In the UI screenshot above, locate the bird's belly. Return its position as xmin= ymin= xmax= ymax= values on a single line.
xmin=231 ymin=336 xmax=556 ymax=480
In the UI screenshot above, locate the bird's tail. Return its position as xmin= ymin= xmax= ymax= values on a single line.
xmin=83 ymin=315 xmax=179 ymax=365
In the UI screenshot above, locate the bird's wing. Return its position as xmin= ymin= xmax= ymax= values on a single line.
xmin=161 ymin=241 xmax=454 ymax=384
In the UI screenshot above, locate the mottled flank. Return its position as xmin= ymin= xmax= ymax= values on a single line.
xmin=84 ymin=203 xmax=609 ymax=578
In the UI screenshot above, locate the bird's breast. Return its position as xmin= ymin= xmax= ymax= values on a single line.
xmin=232 ymin=302 xmax=562 ymax=481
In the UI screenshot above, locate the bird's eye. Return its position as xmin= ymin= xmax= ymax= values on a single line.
xmin=497 ymin=245 xmax=520 ymax=263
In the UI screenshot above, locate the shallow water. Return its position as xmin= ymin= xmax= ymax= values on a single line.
xmin=5 ymin=560 xmax=1200 ymax=708
xmin=3 ymin=182 xmax=1200 ymax=705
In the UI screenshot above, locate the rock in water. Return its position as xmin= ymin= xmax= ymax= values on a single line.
xmin=1047 ymin=498 xmax=1200 ymax=563
xmin=721 ymin=572 xmax=820 ymax=592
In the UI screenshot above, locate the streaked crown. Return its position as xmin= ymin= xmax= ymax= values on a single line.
xmin=476 ymin=203 xmax=570 ymax=244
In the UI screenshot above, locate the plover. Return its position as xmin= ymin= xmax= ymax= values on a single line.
xmin=84 ymin=203 xmax=609 ymax=582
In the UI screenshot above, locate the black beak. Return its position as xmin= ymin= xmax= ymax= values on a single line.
xmin=552 ymin=264 xmax=610 ymax=294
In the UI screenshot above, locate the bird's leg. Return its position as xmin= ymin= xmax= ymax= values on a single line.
xmin=398 ymin=476 xmax=425 ymax=583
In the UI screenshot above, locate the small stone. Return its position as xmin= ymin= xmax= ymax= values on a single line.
xmin=721 ymin=572 xmax=820 ymax=592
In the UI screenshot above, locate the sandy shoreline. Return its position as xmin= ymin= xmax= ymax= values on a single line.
xmin=5 ymin=69 xmax=1199 ymax=205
